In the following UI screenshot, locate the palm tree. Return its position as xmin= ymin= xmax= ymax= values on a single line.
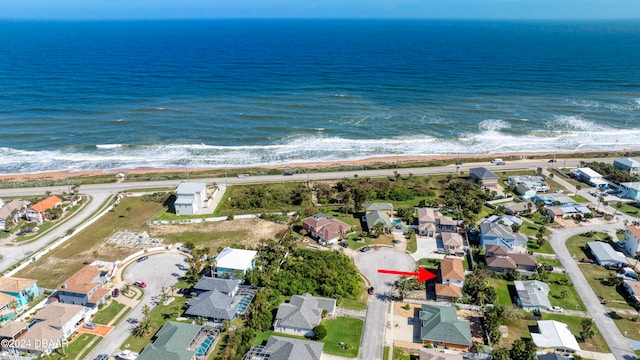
xmin=134 ymin=317 xmax=151 ymax=337
xmin=141 ymin=304 xmax=151 ymax=318
xmin=122 ymin=282 xmax=131 ymax=296
xmin=575 ymin=184 xmax=582 ymax=196
xmin=615 ymin=202 xmax=623 ymax=216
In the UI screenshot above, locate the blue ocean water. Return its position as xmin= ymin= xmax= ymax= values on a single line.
xmin=1 ymin=19 xmax=640 ymax=174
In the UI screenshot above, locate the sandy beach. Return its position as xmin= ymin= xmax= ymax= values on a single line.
xmin=1 ymin=149 xmax=635 ymax=184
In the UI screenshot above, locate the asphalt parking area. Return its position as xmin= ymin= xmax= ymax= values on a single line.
xmin=354 ymin=247 xmax=416 ymax=294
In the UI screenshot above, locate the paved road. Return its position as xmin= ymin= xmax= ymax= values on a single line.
xmin=354 ymin=248 xmax=416 ymax=360
xmin=550 ymin=222 xmax=637 ymax=360
xmin=0 ymin=192 xmax=111 ymax=273
xmin=87 ymin=252 xmax=187 ymax=359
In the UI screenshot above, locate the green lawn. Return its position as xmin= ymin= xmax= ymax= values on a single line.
xmin=49 ymin=333 xmax=99 ymax=360
xmin=578 ymin=264 xmax=634 ymax=310
xmin=417 ymin=258 xmax=441 ymax=270
xmin=492 ymin=279 xmax=514 ymax=307
xmin=215 ymin=182 xmax=312 ymax=216
xmin=526 ymin=239 xmax=555 ymax=254
xmin=406 ymin=231 xmax=417 ymax=253
xmin=542 ymin=313 xmax=609 ymax=353
xmin=546 ymin=273 xmax=586 ymax=311
xmin=92 ymin=301 xmax=127 ymax=325
xmin=340 ymin=298 xmax=368 ymax=311
xmin=120 ymin=296 xmax=189 ymax=352
xmin=569 ymin=194 xmax=590 ymax=203
xmin=499 ymin=314 xmax=535 ymax=348
xmin=565 ymin=232 xmax=610 ymax=261
xmin=537 ymin=258 xmax=561 ymax=267
xmin=615 ymin=202 xmax=640 ymax=217
xmin=323 ymin=317 xmax=364 ymax=358
xmin=611 ymin=313 xmax=640 ymax=341
xmin=478 ymin=205 xmax=495 ymax=220
xmin=16 ymin=197 xmax=163 ymax=288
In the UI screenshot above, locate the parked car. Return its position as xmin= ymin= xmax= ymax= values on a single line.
xmin=455 ymin=161 xmax=463 ymax=165
xmin=136 ymin=256 xmax=149 ymax=262
xmin=548 ymin=159 xmax=557 ymax=163
xmin=84 ymin=322 xmax=96 ymax=329
xmin=368 ymin=286 xmax=375 ymax=295
xmin=549 ymin=306 xmax=564 ymax=313
xmin=338 ymin=242 xmax=349 ymax=248
xmin=360 ymin=246 xmax=372 ymax=253
xmin=580 ymin=258 xmax=595 ymax=264
xmin=283 ymin=170 xmax=294 ymax=176
xmin=133 ymin=281 xmax=147 ymax=288
xmin=93 ymin=355 xmax=109 ymax=360
xmin=112 ymin=288 xmax=120 ymax=297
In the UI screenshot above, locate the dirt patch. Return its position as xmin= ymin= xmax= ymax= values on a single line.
xmin=395 ymin=302 xmax=420 ymax=318
xmin=458 ymin=309 xmax=485 ymax=345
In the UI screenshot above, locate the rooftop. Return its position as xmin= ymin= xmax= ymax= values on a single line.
xmin=0 ymin=200 xmax=25 ymax=219
xmin=30 ymin=196 xmax=61 ymax=212
xmin=0 ymin=276 xmax=37 ymax=293
xmin=419 ymin=304 xmax=472 ymax=346
xmin=627 ymin=225 xmax=640 ymax=240
xmin=588 ymin=241 xmax=628 ymax=265
xmin=35 ymin=303 xmax=85 ymax=328
xmin=615 ymin=158 xmax=640 ymax=168
xmin=531 ymin=320 xmax=581 ymax=352
xmin=440 ymin=258 xmax=465 ymax=281
xmin=469 ymin=167 xmax=499 ymax=180
xmin=215 ymin=247 xmax=258 ymax=271
xmin=57 ymin=265 xmax=101 ymax=294
xmin=176 ymin=182 xmax=207 ymax=194
xmin=138 ymin=321 xmax=201 ymax=360
xmin=575 ymin=167 xmax=602 ymax=178
xmin=621 ymin=182 xmax=640 ymax=191
xmin=514 ymin=280 xmax=552 ymax=309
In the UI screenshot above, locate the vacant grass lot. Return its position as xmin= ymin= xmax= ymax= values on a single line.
xmin=526 ymin=239 xmax=555 ymax=254
xmin=16 ymin=197 xmax=164 ymax=288
xmin=542 ymin=313 xmax=609 ymax=353
xmin=612 ymin=314 xmax=640 ymax=341
xmin=499 ymin=315 xmax=535 ymax=348
xmin=215 ymin=182 xmax=312 ymax=216
xmin=323 ymin=317 xmax=364 ymax=358
xmin=546 ymin=273 xmax=585 ymax=311
xmin=566 ymin=232 xmax=610 ymax=260
xmin=492 ymin=279 xmax=514 ymax=307
xmin=92 ymin=301 xmax=127 ymax=325
xmin=579 ymin=264 xmax=634 ymax=310
xmin=616 ymin=202 xmax=640 ymax=217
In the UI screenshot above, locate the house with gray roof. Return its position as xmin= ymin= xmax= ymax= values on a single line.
xmin=614 ymin=158 xmax=640 ymax=176
xmin=365 ymin=210 xmax=392 ymax=233
xmin=479 ymin=222 xmax=527 ymax=253
xmin=273 ymin=293 xmax=336 ymax=337
xmin=244 ymin=335 xmax=324 ymax=360
xmin=514 ymin=280 xmax=552 ymax=311
xmin=469 ymin=167 xmax=499 ymax=188
xmin=587 ymin=241 xmax=628 ymax=267
xmin=185 ymin=278 xmax=248 ymax=323
xmin=174 ymin=182 xmax=209 ymax=215
xmin=619 ymin=182 xmax=640 ymax=201
xmin=364 ymin=202 xmax=394 ymax=214
xmin=138 ymin=321 xmax=218 ymax=360
xmin=419 ymin=304 xmax=472 ymax=350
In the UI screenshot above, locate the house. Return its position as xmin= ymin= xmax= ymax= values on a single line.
xmin=545 ymin=205 xmax=591 ymax=220
xmin=26 ymin=195 xmax=62 ymax=223
xmin=366 ymin=210 xmax=393 ymax=233
xmin=436 ymin=213 xmax=458 ymax=233
xmin=0 ymin=200 xmax=26 ymax=231
xmin=138 ymin=321 xmax=218 ymax=360
xmin=0 ymin=320 xmax=28 ymax=348
xmin=364 ymin=202 xmax=394 ymax=216
xmin=215 ymin=247 xmax=258 ymax=278
xmin=619 ymin=182 xmax=640 ymax=201
xmin=485 ymin=244 xmax=509 ymax=257
xmin=532 ymin=194 xmax=575 ymax=206
xmin=174 ymin=183 xmax=209 ymax=215
xmin=419 ymin=304 xmax=472 ymax=350
xmin=516 ymin=185 xmax=537 ymax=199
xmin=440 ymin=232 xmax=464 ymax=252
xmin=570 ymin=167 xmax=606 ymax=187
xmin=55 ymin=265 xmax=110 ymax=308
xmin=244 ymin=335 xmax=324 ymax=360
xmin=8 ymin=303 xmax=86 ymax=356
xmin=301 ymin=213 xmax=351 ymax=245
xmin=514 ymin=280 xmax=552 ymax=311
xmin=273 ymin=293 xmax=336 ymax=337
xmin=587 ymin=241 xmax=628 ymax=267
xmin=624 ymin=225 xmax=640 ymax=257
xmin=185 ymin=278 xmax=246 ymax=323
xmin=419 ymin=349 xmax=463 ymax=360
xmin=537 ymin=354 xmax=571 ymax=360
xmin=505 ymin=201 xmax=534 ymax=215
xmin=0 ymin=276 xmax=39 ymax=307
xmin=435 ymin=258 xmax=465 ymax=300
xmin=623 ymin=279 xmax=640 ymax=303
xmin=614 ymin=158 xmax=640 ymax=176
xmin=417 ymin=208 xmax=437 ymax=236
xmin=484 ymin=215 xmax=523 ymax=228
xmin=531 ymin=320 xmax=581 ymax=354
xmin=0 ymin=292 xmax=19 ymax=323
xmin=479 ymin=222 xmax=527 ymax=252
xmin=508 ymin=175 xmax=549 ymax=192
xmin=469 ymin=167 xmax=499 ymax=188
xmin=486 ymin=253 xmax=538 ymax=273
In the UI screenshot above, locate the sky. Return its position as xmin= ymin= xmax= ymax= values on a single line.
xmin=1 ymin=0 xmax=640 ymax=20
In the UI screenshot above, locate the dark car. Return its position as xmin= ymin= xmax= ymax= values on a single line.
xmin=455 ymin=161 xmax=463 ymax=165
xmin=360 ymin=246 xmax=372 ymax=253
xmin=338 ymin=242 xmax=349 ymax=248
xmin=548 ymin=159 xmax=557 ymax=163
xmin=136 ymin=256 xmax=149 ymax=262
xmin=94 ymin=355 xmax=109 ymax=360
xmin=283 ymin=170 xmax=294 ymax=176
xmin=112 ymin=288 xmax=120 ymax=297
xmin=368 ymin=286 xmax=375 ymax=295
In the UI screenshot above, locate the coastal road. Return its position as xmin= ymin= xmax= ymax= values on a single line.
xmin=87 ymin=252 xmax=187 ymax=359
xmin=355 ymin=248 xmax=416 ymax=360
xmin=550 ymin=221 xmax=637 ymax=360
xmin=0 ymin=191 xmax=111 ymax=273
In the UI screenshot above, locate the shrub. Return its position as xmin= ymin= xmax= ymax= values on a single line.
xmin=313 ymin=324 xmax=327 ymax=340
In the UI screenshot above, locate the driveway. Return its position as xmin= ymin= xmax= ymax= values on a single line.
xmin=410 ymin=236 xmax=440 ymax=261
xmin=86 ymin=252 xmax=187 ymax=359
xmin=354 ymin=248 xmax=416 ymax=360
xmin=550 ymin=221 xmax=637 ymax=360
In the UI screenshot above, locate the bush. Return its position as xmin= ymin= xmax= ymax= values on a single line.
xmin=313 ymin=324 xmax=327 ymax=340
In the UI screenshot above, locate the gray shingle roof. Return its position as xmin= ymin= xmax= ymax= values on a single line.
xmin=514 ymin=280 xmax=552 ymax=309
xmin=186 ymin=289 xmax=236 ymax=320
xmin=176 ymin=182 xmax=206 ymax=194
xmin=275 ymin=294 xmax=335 ymax=331
xmin=469 ymin=167 xmax=499 ymax=180
xmin=193 ymin=277 xmax=240 ymax=294
xmin=264 ymin=335 xmax=324 ymax=360
xmin=366 ymin=210 xmax=392 ymax=230
xmin=364 ymin=202 xmax=394 ymax=212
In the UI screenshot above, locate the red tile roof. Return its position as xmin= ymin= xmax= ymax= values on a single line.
xmin=627 ymin=225 xmax=640 ymax=240
xmin=30 ymin=196 xmax=61 ymax=213
xmin=440 ymin=258 xmax=465 ymax=281
xmin=435 ymin=283 xmax=462 ymax=298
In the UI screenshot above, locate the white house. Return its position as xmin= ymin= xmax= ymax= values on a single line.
xmin=508 ymin=175 xmax=549 ymax=192
xmin=215 ymin=247 xmax=258 ymax=278
xmin=0 ymin=200 xmax=26 ymax=231
xmin=531 ymin=320 xmax=581 ymax=355
xmin=614 ymin=158 xmax=640 ymax=176
xmin=588 ymin=241 xmax=628 ymax=267
xmin=174 ymin=183 xmax=208 ymax=215
xmin=570 ymin=167 xmax=606 ymax=187
xmin=624 ymin=225 xmax=640 ymax=257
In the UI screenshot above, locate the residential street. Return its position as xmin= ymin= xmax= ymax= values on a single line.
xmin=87 ymin=252 xmax=187 ymax=359
xmin=354 ymin=247 xmax=416 ymax=360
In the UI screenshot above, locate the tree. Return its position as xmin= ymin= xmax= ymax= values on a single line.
xmin=580 ymin=318 xmax=595 ymax=341
xmin=122 ymin=282 xmax=131 ymax=296
xmin=575 ymin=184 xmax=582 ymax=196
xmin=491 ymin=348 xmax=510 ymax=360
xmin=92 ymin=250 xmax=98 ymax=259
xmin=560 ymin=290 xmax=569 ymax=299
xmin=141 ymin=304 xmax=151 ymax=318
xmin=313 ymin=324 xmax=327 ymax=340
xmin=134 ymin=317 xmax=151 ymax=337
xmin=615 ymin=201 xmax=623 ymax=216
xmin=372 ymin=222 xmax=385 ymax=237
xmin=510 ymin=338 xmax=536 ymax=360
xmin=393 ymin=276 xmax=412 ymax=301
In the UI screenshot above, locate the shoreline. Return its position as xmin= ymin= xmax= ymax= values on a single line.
xmin=1 ymin=149 xmax=636 ymax=184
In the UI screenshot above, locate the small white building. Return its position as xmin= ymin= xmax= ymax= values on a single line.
xmin=531 ymin=320 xmax=581 ymax=355
xmin=214 ymin=247 xmax=258 ymax=278
xmin=571 ymin=167 xmax=605 ymax=187
xmin=624 ymin=225 xmax=640 ymax=257
xmin=614 ymin=158 xmax=640 ymax=176
xmin=174 ymin=183 xmax=208 ymax=215
xmin=588 ymin=241 xmax=628 ymax=267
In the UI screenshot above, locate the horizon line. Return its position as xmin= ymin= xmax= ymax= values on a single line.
xmin=2 ymin=17 xmax=640 ymax=22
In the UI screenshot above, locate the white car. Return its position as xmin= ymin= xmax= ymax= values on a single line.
xmin=549 ymin=306 xmax=563 ymax=313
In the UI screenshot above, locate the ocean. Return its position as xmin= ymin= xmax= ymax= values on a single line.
xmin=1 ymin=19 xmax=639 ymax=174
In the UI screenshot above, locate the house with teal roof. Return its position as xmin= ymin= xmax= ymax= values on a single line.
xmin=419 ymin=304 xmax=472 ymax=351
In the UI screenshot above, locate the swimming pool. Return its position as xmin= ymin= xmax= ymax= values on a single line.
xmin=196 ymin=337 xmax=214 ymax=357
xmin=237 ymin=296 xmax=252 ymax=312
xmin=392 ymin=219 xmax=402 ymax=224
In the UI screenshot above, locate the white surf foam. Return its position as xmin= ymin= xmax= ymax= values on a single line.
xmin=478 ymin=119 xmax=511 ymax=132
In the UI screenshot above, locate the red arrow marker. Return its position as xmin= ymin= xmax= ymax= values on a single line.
xmin=377 ymin=267 xmax=436 ymax=283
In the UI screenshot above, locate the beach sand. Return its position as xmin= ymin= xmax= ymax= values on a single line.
xmin=0 ymin=149 xmax=634 ymax=184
